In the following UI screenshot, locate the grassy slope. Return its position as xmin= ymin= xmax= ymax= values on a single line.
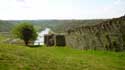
xmin=0 ymin=44 xmax=125 ymax=70
xmin=0 ymin=34 xmax=7 ymax=43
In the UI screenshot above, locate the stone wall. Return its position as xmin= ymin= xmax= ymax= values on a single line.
xmin=66 ymin=16 xmax=125 ymax=51
xmin=44 ymin=34 xmax=66 ymax=46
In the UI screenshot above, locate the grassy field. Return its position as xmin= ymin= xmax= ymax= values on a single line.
xmin=0 ymin=44 xmax=125 ymax=70
xmin=0 ymin=34 xmax=6 ymax=41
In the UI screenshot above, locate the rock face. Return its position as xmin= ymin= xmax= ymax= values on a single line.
xmin=66 ymin=16 xmax=125 ymax=51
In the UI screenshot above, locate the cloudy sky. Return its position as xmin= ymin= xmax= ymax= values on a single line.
xmin=0 ymin=0 xmax=125 ymax=20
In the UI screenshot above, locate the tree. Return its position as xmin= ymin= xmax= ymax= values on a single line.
xmin=12 ymin=22 xmax=37 ymax=46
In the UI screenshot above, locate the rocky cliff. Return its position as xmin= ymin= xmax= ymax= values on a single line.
xmin=66 ymin=16 xmax=125 ymax=51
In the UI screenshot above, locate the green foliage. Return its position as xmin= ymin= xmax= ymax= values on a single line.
xmin=12 ymin=22 xmax=37 ymax=45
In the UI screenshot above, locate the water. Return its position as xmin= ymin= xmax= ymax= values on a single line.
xmin=34 ymin=28 xmax=51 ymax=45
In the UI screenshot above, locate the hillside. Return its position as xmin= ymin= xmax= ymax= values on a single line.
xmin=0 ymin=19 xmax=105 ymax=33
xmin=0 ymin=20 xmax=15 ymax=32
xmin=66 ymin=15 xmax=125 ymax=51
xmin=0 ymin=44 xmax=125 ymax=70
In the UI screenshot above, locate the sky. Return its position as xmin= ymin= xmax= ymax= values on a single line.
xmin=0 ymin=0 xmax=125 ymax=20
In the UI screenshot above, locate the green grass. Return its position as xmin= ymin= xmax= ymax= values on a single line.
xmin=0 ymin=44 xmax=125 ymax=70
xmin=0 ymin=34 xmax=6 ymax=41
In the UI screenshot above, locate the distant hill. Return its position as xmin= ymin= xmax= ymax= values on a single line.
xmin=0 ymin=20 xmax=15 ymax=32
xmin=0 ymin=19 xmax=105 ymax=33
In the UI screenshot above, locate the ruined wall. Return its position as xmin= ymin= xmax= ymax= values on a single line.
xmin=44 ymin=34 xmax=66 ymax=46
xmin=66 ymin=16 xmax=125 ymax=51
xmin=44 ymin=34 xmax=54 ymax=46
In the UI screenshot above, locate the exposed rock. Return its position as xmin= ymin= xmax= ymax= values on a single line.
xmin=66 ymin=15 xmax=125 ymax=51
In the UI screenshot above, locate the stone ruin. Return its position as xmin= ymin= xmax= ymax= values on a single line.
xmin=44 ymin=34 xmax=66 ymax=46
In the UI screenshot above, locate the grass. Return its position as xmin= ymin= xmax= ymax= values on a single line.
xmin=0 ymin=34 xmax=6 ymax=41
xmin=0 ymin=44 xmax=125 ymax=70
